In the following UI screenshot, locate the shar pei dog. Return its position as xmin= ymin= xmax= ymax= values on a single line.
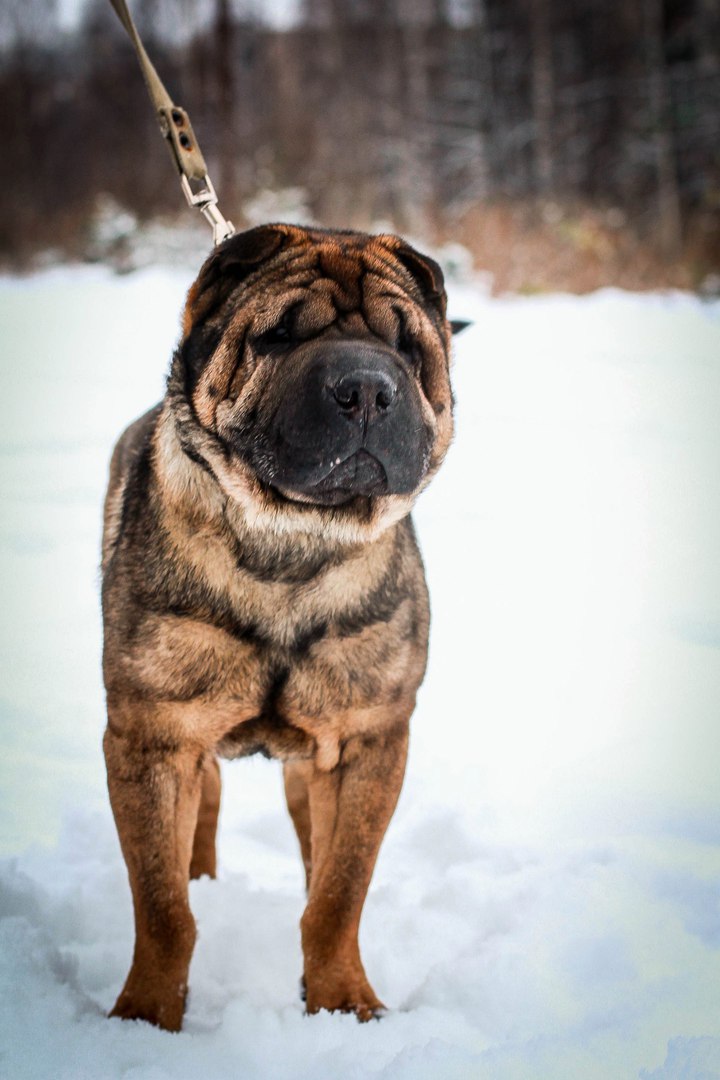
xmin=101 ymin=223 xmax=458 ymax=1031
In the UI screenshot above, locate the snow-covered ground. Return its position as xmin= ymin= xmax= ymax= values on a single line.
xmin=1 ymin=264 xmax=720 ymax=1079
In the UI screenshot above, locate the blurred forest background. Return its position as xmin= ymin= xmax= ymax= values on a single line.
xmin=2 ymin=0 xmax=719 ymax=292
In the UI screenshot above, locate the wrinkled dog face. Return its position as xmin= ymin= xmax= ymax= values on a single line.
xmin=168 ymin=224 xmax=454 ymax=541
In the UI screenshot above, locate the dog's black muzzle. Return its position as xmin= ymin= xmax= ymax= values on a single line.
xmin=255 ymin=340 xmax=430 ymax=506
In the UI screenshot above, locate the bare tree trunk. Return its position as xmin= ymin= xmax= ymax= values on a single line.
xmin=644 ymin=0 xmax=683 ymax=257
xmin=214 ymin=0 xmax=236 ymax=208
xmin=694 ymin=0 xmax=720 ymax=72
xmin=529 ymin=0 xmax=554 ymax=193
xmin=398 ymin=19 xmax=431 ymax=233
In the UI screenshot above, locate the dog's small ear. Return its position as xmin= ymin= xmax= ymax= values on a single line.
xmin=212 ymin=224 xmax=287 ymax=276
xmin=381 ymin=237 xmax=447 ymax=319
xmin=450 ymin=319 xmax=471 ymax=335
xmin=183 ymin=225 xmax=288 ymax=337
xmin=395 ymin=244 xmax=446 ymax=302
xmin=180 ymin=225 xmax=291 ymax=394
xmin=393 ymin=243 xmax=446 ymax=304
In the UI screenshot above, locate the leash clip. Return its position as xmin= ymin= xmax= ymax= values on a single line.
xmin=180 ymin=174 xmax=236 ymax=246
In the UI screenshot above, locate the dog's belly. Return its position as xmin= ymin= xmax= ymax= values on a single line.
xmin=215 ymin=636 xmax=423 ymax=766
xmin=216 ymin=713 xmax=316 ymax=762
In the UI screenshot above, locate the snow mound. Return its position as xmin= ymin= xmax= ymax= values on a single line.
xmin=1 ymin=269 xmax=720 ymax=1077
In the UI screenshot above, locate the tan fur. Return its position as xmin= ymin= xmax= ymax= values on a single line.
xmin=102 ymin=226 xmax=453 ymax=1030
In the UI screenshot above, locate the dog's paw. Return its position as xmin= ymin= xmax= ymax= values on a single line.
xmin=304 ymin=973 xmax=386 ymax=1023
xmin=109 ymin=977 xmax=187 ymax=1032
xmin=306 ymin=997 xmax=387 ymax=1023
xmin=352 ymin=1001 xmax=387 ymax=1023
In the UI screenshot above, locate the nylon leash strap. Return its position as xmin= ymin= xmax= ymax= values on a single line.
xmin=108 ymin=0 xmax=235 ymax=245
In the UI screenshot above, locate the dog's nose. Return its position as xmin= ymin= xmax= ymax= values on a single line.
xmin=331 ymin=369 xmax=398 ymax=419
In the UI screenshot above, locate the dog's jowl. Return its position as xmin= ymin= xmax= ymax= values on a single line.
xmin=102 ymin=224 xmax=455 ymax=1030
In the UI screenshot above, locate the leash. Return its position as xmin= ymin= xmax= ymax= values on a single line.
xmin=108 ymin=0 xmax=235 ymax=246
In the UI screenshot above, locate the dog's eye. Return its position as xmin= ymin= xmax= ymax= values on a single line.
xmin=255 ymin=323 xmax=292 ymax=350
xmin=397 ymin=324 xmax=419 ymax=365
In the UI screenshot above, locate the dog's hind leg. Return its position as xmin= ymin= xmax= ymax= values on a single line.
xmin=283 ymin=760 xmax=313 ymax=892
xmin=190 ymin=755 xmax=221 ymax=880
xmin=300 ymin=720 xmax=409 ymax=1021
xmin=104 ymin=708 xmax=207 ymax=1031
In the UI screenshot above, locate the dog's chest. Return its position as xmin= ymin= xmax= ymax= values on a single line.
xmin=149 ymin=581 xmax=421 ymax=709
xmin=122 ymin=557 xmax=426 ymax=762
xmin=106 ymin=508 xmax=428 ymax=757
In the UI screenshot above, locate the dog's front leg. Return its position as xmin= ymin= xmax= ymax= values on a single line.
xmin=104 ymin=710 xmax=206 ymax=1031
xmin=301 ymin=721 xmax=409 ymax=1021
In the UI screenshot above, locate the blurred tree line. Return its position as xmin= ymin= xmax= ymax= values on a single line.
xmin=1 ymin=0 xmax=718 ymax=285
